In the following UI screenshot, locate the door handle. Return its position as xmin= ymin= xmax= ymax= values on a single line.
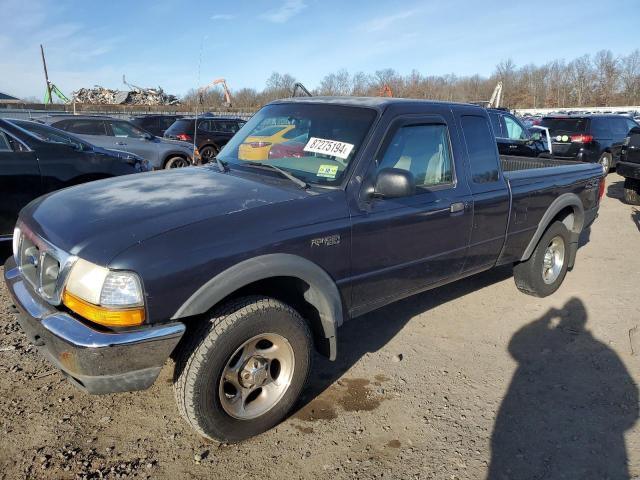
xmin=450 ymin=202 xmax=465 ymax=214
xmin=116 ymin=142 xmax=127 ymax=146
xmin=509 ymin=144 xmax=518 ymax=149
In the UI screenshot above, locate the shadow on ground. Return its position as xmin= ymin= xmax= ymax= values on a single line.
xmin=487 ymin=298 xmax=638 ymax=479
xmin=607 ymin=179 xmax=625 ymax=201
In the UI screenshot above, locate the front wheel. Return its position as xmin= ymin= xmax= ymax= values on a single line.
xmin=164 ymin=156 xmax=190 ymax=169
xmin=199 ymin=145 xmax=219 ymax=164
xmin=173 ymin=296 xmax=313 ymax=442
xmin=514 ymin=221 xmax=571 ymax=297
xmin=623 ymin=177 xmax=640 ymax=205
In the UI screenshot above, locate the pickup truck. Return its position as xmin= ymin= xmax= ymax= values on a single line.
xmin=4 ymin=97 xmax=604 ymax=443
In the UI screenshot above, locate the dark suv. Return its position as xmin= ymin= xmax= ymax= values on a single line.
xmin=129 ymin=114 xmax=183 ymax=137
xmin=164 ymin=116 xmax=246 ymax=163
xmin=539 ymin=115 xmax=638 ymax=171
xmin=487 ymin=108 xmax=549 ymax=157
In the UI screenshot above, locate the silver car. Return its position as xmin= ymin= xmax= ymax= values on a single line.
xmin=37 ymin=115 xmax=195 ymax=169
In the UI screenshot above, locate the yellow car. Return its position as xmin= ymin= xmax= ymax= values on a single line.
xmin=238 ymin=124 xmax=298 ymax=160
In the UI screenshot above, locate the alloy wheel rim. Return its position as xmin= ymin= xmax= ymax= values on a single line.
xmin=542 ymin=236 xmax=565 ymax=284
xmin=218 ymin=333 xmax=295 ymax=420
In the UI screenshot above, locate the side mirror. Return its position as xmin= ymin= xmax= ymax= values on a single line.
xmin=372 ymin=168 xmax=416 ymax=199
xmin=143 ymin=133 xmax=154 ymax=140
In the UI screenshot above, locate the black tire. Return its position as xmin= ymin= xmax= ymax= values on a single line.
xmin=599 ymin=152 xmax=612 ymax=173
xmin=623 ymin=177 xmax=640 ymax=205
xmin=173 ymin=296 xmax=313 ymax=442
xmin=513 ymin=221 xmax=571 ymax=298
xmin=199 ymin=145 xmax=219 ymax=164
xmin=164 ymin=156 xmax=190 ymax=169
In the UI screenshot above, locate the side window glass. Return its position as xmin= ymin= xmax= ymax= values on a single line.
xmin=110 ymin=122 xmax=145 ymax=138
xmin=67 ymin=120 xmax=106 ymax=135
xmin=377 ymin=124 xmax=453 ymax=189
xmin=626 ymin=119 xmax=638 ymax=133
xmin=0 ymin=130 xmax=13 ymax=151
xmin=461 ymin=115 xmax=500 ymax=184
xmin=488 ymin=113 xmax=503 ymax=137
xmin=591 ymin=118 xmax=611 ymax=137
xmin=503 ymin=115 xmax=527 ymax=140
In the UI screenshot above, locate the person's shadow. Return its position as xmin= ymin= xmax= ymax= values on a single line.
xmin=488 ymin=298 xmax=638 ymax=479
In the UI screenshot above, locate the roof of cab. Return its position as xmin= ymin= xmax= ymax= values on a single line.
xmin=272 ymin=96 xmax=481 ymax=110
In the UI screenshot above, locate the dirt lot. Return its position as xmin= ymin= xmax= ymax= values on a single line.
xmin=0 ymin=173 xmax=638 ymax=480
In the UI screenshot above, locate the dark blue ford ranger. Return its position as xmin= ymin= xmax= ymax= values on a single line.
xmin=4 ymin=97 xmax=604 ymax=442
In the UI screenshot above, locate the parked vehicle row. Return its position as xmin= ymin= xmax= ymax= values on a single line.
xmin=5 ymin=97 xmax=605 ymax=443
xmin=617 ymin=125 xmax=640 ymax=204
xmin=38 ymin=115 xmax=196 ymax=169
xmin=0 ymin=118 xmax=151 ymax=238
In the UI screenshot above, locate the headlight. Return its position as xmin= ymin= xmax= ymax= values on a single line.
xmin=63 ymin=258 xmax=145 ymax=327
xmin=12 ymin=227 xmax=21 ymax=258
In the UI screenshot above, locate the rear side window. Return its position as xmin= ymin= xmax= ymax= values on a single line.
xmin=62 ymin=120 xmax=107 ymax=136
xmin=611 ymin=117 xmax=631 ymax=137
xmin=461 ymin=115 xmax=500 ymax=184
xmin=590 ymin=118 xmax=612 ymax=137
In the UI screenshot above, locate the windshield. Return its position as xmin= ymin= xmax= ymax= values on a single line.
xmin=217 ymin=103 xmax=377 ymax=186
xmin=9 ymin=120 xmax=89 ymax=150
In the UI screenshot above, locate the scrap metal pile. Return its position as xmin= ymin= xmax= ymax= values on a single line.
xmin=71 ymin=85 xmax=180 ymax=105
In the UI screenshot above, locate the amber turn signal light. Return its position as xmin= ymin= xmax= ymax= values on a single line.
xmin=62 ymin=290 xmax=145 ymax=327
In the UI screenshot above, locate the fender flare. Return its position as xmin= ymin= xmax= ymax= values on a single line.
xmin=171 ymin=254 xmax=343 ymax=360
xmin=520 ymin=193 xmax=584 ymax=263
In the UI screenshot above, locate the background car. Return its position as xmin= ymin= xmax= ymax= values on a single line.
xmin=38 ymin=115 xmax=195 ymax=169
xmin=0 ymin=119 xmax=150 ymax=238
xmin=539 ymin=114 xmax=639 ymax=171
xmin=129 ymin=114 xmax=183 ymax=137
xmin=487 ymin=108 xmax=550 ymax=157
xmin=237 ymin=124 xmax=302 ymax=160
xmin=164 ymin=116 xmax=245 ymax=163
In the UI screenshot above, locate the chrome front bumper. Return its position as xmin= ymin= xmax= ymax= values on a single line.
xmin=3 ymin=257 xmax=185 ymax=394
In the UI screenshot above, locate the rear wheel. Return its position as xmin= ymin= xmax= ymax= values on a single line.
xmin=599 ymin=152 xmax=612 ymax=173
xmin=514 ymin=221 xmax=571 ymax=297
xmin=623 ymin=177 xmax=640 ymax=205
xmin=199 ymin=145 xmax=219 ymax=164
xmin=164 ymin=156 xmax=190 ymax=169
xmin=173 ymin=296 xmax=313 ymax=442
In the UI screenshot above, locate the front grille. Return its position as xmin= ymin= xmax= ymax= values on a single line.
xmin=15 ymin=222 xmax=76 ymax=306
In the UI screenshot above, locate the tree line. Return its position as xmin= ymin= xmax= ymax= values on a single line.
xmin=183 ymin=49 xmax=640 ymax=110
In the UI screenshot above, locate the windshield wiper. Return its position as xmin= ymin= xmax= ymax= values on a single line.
xmin=243 ymin=162 xmax=308 ymax=189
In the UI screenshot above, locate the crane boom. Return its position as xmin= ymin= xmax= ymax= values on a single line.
xmin=199 ymin=78 xmax=232 ymax=107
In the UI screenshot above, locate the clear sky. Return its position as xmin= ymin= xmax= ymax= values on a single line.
xmin=1 ymin=0 xmax=638 ymax=100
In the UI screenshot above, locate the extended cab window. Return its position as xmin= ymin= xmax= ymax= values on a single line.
xmin=461 ymin=115 xmax=500 ymax=183
xmin=488 ymin=113 xmax=503 ymax=137
xmin=377 ymin=124 xmax=453 ymax=188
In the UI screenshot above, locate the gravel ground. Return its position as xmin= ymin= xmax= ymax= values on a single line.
xmin=0 ymin=173 xmax=638 ymax=480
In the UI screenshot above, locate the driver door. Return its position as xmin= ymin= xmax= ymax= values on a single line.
xmin=349 ymin=113 xmax=473 ymax=314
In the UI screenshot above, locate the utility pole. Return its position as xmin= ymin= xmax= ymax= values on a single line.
xmin=40 ymin=44 xmax=53 ymax=105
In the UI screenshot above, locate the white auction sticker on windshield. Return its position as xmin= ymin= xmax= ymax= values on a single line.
xmin=303 ymin=137 xmax=354 ymax=160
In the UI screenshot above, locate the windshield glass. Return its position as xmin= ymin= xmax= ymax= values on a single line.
xmin=217 ymin=103 xmax=377 ymax=186
xmin=9 ymin=120 xmax=89 ymax=150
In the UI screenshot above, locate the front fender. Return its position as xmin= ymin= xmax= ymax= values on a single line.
xmin=172 ymin=254 xmax=344 ymax=360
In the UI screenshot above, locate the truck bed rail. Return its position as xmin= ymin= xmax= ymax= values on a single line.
xmin=500 ymin=155 xmax=577 ymax=172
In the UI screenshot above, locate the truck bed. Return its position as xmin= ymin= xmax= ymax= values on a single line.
xmin=500 ymin=155 xmax=577 ymax=172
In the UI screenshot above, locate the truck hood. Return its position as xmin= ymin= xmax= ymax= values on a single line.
xmin=21 ymin=167 xmax=308 ymax=264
